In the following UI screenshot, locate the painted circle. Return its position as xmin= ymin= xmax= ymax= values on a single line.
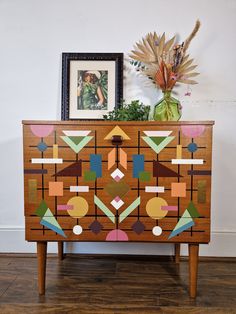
xmin=146 ymin=197 xmax=168 ymax=219
xmin=73 ymin=225 xmax=83 ymax=235
xmin=30 ymin=125 xmax=54 ymax=137
xmin=152 ymin=226 xmax=162 ymax=236
xmin=67 ymin=196 xmax=88 ymax=218
xmin=187 ymin=142 xmax=198 ymax=153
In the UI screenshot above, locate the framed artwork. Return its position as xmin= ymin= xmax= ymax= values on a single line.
xmin=61 ymin=53 xmax=123 ymax=120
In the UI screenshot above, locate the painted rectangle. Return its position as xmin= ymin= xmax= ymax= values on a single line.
xmin=161 ymin=205 xmax=178 ymax=211
xmin=145 ymin=186 xmax=165 ymax=193
xmin=133 ymin=155 xmax=144 ymax=178
xmin=198 ymin=180 xmax=206 ymax=203
xmin=24 ymin=169 xmax=47 ymax=174
xmin=171 ymin=159 xmax=204 ymax=165
xmin=90 ymin=154 xmax=102 ymax=178
xmin=57 ymin=205 xmax=74 ymax=210
xmin=176 ymin=145 xmax=182 ymax=159
xmin=53 ymin=144 xmax=58 ymax=158
xmin=28 ymin=179 xmax=37 ymax=204
xmin=31 ymin=158 xmax=63 ymax=164
xmin=70 ymin=186 xmax=89 ymax=192
xmin=143 ymin=131 xmax=172 ymax=137
xmin=188 ymin=170 xmax=211 ymax=175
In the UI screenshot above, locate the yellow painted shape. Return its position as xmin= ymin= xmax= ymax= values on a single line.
xmin=67 ymin=196 xmax=89 ymax=218
xmin=28 ymin=179 xmax=37 ymax=204
xmin=53 ymin=144 xmax=58 ymax=158
xmin=119 ymin=148 xmax=127 ymax=169
xmin=104 ymin=126 xmax=130 ymax=140
xmin=171 ymin=182 xmax=186 ymax=197
xmin=176 ymin=145 xmax=182 ymax=159
xmin=108 ymin=148 xmax=116 ymax=170
xmin=146 ymin=197 xmax=168 ymax=219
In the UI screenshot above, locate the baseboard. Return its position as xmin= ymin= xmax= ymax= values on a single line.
xmin=0 ymin=226 xmax=235 ymax=257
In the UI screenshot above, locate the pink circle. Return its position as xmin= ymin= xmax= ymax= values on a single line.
xmin=30 ymin=125 xmax=54 ymax=137
xmin=106 ymin=229 xmax=129 ymax=241
xmin=181 ymin=125 xmax=205 ymax=138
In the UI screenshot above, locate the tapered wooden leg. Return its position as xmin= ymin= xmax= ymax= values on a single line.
xmin=37 ymin=241 xmax=47 ymax=295
xmin=175 ymin=243 xmax=181 ymax=264
xmin=189 ymin=243 xmax=199 ymax=298
xmin=58 ymin=241 xmax=64 ymax=260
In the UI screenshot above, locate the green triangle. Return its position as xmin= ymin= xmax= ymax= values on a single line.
xmin=172 ymin=209 xmax=193 ymax=231
xmin=150 ymin=137 xmax=166 ymax=146
xmin=35 ymin=200 xmax=48 ymax=217
xmin=187 ymin=201 xmax=200 ymax=218
xmin=68 ymin=136 xmax=85 ymax=145
xmin=42 ymin=208 xmax=62 ymax=229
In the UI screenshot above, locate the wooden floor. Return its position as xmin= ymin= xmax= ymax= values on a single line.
xmin=0 ymin=254 xmax=236 ymax=314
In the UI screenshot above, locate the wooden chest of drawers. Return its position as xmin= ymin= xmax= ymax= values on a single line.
xmin=22 ymin=120 xmax=214 ymax=297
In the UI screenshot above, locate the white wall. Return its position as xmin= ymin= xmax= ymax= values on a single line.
xmin=0 ymin=0 xmax=236 ymax=256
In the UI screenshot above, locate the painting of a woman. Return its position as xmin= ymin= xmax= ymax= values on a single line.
xmin=77 ymin=71 xmax=108 ymax=110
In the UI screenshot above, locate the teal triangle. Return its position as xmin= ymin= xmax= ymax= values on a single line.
xmin=173 ymin=209 xmax=193 ymax=231
xmin=35 ymin=200 xmax=48 ymax=217
xmin=68 ymin=136 xmax=85 ymax=145
xmin=150 ymin=137 xmax=166 ymax=146
xmin=40 ymin=219 xmax=66 ymax=238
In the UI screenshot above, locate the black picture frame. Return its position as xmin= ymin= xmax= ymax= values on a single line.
xmin=61 ymin=52 xmax=123 ymax=120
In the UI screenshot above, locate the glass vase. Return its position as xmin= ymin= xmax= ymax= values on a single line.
xmin=153 ymin=91 xmax=182 ymax=121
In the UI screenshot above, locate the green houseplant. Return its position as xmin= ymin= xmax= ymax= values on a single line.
xmin=103 ymin=100 xmax=150 ymax=121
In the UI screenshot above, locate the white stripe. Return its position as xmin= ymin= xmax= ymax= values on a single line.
xmin=70 ymin=186 xmax=89 ymax=192
xmin=143 ymin=131 xmax=172 ymax=137
xmin=31 ymin=158 xmax=63 ymax=164
xmin=171 ymin=159 xmax=204 ymax=165
xmin=62 ymin=130 xmax=91 ymax=136
xmin=145 ymin=186 xmax=165 ymax=193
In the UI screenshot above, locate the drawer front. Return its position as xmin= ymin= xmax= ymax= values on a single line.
xmin=23 ymin=122 xmax=213 ymax=243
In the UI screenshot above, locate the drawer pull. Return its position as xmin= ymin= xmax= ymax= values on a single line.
xmin=111 ymin=135 xmax=123 ymax=146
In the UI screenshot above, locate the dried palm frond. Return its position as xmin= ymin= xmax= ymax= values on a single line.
xmin=130 ymin=20 xmax=200 ymax=91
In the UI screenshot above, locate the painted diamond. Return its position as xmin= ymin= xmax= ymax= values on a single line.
xmin=111 ymin=197 xmax=124 ymax=210
xmin=111 ymin=168 xmax=124 ymax=182
xmin=37 ymin=141 xmax=48 ymax=152
xmin=132 ymin=220 xmax=145 ymax=235
xmin=89 ymin=220 xmax=103 ymax=234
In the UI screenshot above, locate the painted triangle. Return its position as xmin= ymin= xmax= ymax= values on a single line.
xmin=142 ymin=136 xmax=175 ymax=154
xmin=40 ymin=219 xmax=66 ymax=238
xmin=35 ymin=200 xmax=48 ymax=217
xmin=53 ymin=160 xmax=82 ymax=177
xmin=104 ymin=126 xmax=130 ymax=140
xmin=150 ymin=137 xmax=166 ymax=146
xmin=42 ymin=209 xmax=62 ymax=229
xmin=68 ymin=136 xmax=85 ymax=145
xmin=153 ymin=161 xmax=182 ymax=177
xmin=61 ymin=136 xmax=93 ymax=153
xmin=187 ymin=201 xmax=200 ymax=218
xmin=168 ymin=209 xmax=194 ymax=239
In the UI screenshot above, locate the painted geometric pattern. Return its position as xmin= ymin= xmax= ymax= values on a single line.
xmin=23 ymin=123 xmax=213 ymax=243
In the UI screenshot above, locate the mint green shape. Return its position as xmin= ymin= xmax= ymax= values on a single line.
xmin=142 ymin=136 xmax=175 ymax=154
xmin=172 ymin=209 xmax=193 ymax=232
xmin=139 ymin=171 xmax=151 ymax=182
xmin=94 ymin=195 xmax=115 ymax=224
xmin=119 ymin=197 xmax=141 ymax=223
xmin=35 ymin=200 xmax=48 ymax=217
xmin=84 ymin=171 xmax=96 ymax=181
xmin=61 ymin=136 xmax=93 ymax=153
xmin=42 ymin=208 xmax=62 ymax=229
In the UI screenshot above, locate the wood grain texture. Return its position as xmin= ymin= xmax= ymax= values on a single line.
xmin=189 ymin=244 xmax=199 ymax=298
xmin=0 ymin=255 xmax=235 ymax=313
xmin=23 ymin=121 xmax=213 ymax=244
xmin=37 ymin=242 xmax=47 ymax=295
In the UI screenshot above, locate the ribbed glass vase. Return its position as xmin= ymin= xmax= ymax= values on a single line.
xmin=153 ymin=91 xmax=182 ymax=121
